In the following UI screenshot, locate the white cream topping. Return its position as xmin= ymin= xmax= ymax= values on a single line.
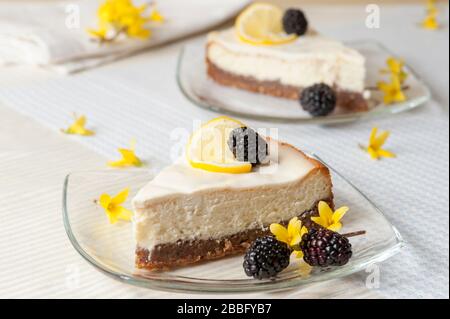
xmin=132 ymin=142 xmax=332 ymax=250
xmin=207 ymin=28 xmax=366 ymax=93
xmin=133 ymin=142 xmax=314 ymax=207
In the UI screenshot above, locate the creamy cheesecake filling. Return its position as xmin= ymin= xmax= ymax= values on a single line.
xmin=134 ymin=171 xmax=331 ymax=251
xmin=206 ymin=59 xmax=369 ymax=111
xmin=132 ymin=142 xmax=332 ymax=251
xmin=207 ymin=29 xmax=366 ymax=93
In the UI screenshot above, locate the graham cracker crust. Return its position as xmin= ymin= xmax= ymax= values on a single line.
xmin=135 ymin=198 xmax=333 ymax=270
xmin=206 ymin=58 xmax=368 ymax=113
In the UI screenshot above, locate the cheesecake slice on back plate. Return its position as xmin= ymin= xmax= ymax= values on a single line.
xmin=206 ymin=4 xmax=368 ymax=113
xmin=132 ymin=118 xmax=333 ymax=270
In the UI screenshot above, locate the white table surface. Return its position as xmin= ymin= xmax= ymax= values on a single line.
xmin=0 ymin=2 xmax=448 ymax=298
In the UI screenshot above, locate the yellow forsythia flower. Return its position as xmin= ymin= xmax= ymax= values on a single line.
xmin=422 ymin=0 xmax=439 ymax=30
xmin=108 ymin=140 xmax=142 ymax=168
xmin=311 ymin=201 xmax=349 ymax=232
xmin=422 ymin=14 xmax=439 ymax=30
xmin=362 ymin=127 xmax=396 ymax=160
xmin=381 ymin=57 xmax=408 ymax=84
xmin=61 ymin=114 xmax=95 ymax=136
xmin=270 ymin=217 xmax=308 ymax=258
xmin=88 ymin=0 xmax=164 ymax=42
xmin=99 ymin=188 xmax=133 ymax=224
xmin=377 ymin=75 xmax=407 ymax=105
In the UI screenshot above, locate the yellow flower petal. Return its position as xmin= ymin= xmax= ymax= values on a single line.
xmin=75 ymin=115 xmax=86 ymax=127
xmin=126 ymin=25 xmax=151 ymax=39
xmin=378 ymin=74 xmax=407 ymax=105
xmin=380 ymin=57 xmax=408 ymax=84
xmin=111 ymin=188 xmax=129 ymax=205
xmin=75 ymin=128 xmax=94 ymax=136
xmin=387 ymin=57 xmax=400 ymax=74
xmin=269 ymin=223 xmax=289 ymax=245
xmin=392 ymin=75 xmax=404 ymax=91
xmin=108 ymin=160 xmax=124 ymax=167
xmin=73 ymin=115 xmax=87 ymax=128
xmin=311 ymin=216 xmax=326 ymax=228
xmin=289 ymin=233 xmax=302 ymax=247
xmin=386 ymin=57 xmax=407 ymax=82
xmin=377 ymin=81 xmax=390 ymax=93
xmin=328 ymin=222 xmax=342 ymax=232
xmin=108 ymin=212 xmax=119 ymax=224
xmin=378 ymin=149 xmax=397 ymax=158
xmin=119 ymin=148 xmax=142 ymax=166
xmin=332 ymin=206 xmax=349 ymax=224
xmin=99 ymin=193 xmax=112 ymax=210
xmin=318 ymin=201 xmax=333 ymax=224
xmin=383 ymin=92 xmax=394 ymax=105
xmin=373 ymin=131 xmax=390 ymax=149
xmin=300 ymin=226 xmax=308 ymax=238
xmin=287 ymin=217 xmax=301 ymax=239
xmin=367 ymin=146 xmax=380 ymax=160
xmin=422 ymin=15 xmax=439 ymax=30
xmin=115 ymin=206 xmax=133 ymax=221
xmin=393 ymin=90 xmax=407 ymax=103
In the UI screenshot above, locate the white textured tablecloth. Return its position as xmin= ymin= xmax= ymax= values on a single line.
xmin=0 ymin=3 xmax=448 ymax=298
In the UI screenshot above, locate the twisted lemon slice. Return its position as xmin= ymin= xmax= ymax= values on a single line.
xmin=235 ymin=3 xmax=297 ymax=45
xmin=186 ymin=116 xmax=252 ymax=174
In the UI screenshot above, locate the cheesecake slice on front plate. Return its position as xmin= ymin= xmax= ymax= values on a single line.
xmin=132 ymin=119 xmax=333 ymax=270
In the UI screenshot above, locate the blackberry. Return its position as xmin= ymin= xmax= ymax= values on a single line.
xmin=227 ymin=127 xmax=268 ymax=165
xmin=282 ymin=9 xmax=308 ymax=36
xmin=300 ymin=83 xmax=337 ymax=117
xmin=300 ymin=228 xmax=352 ymax=267
xmin=243 ymin=236 xmax=291 ymax=279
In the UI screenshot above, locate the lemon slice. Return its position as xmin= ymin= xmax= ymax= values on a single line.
xmin=186 ymin=116 xmax=252 ymax=174
xmin=235 ymin=3 xmax=297 ymax=45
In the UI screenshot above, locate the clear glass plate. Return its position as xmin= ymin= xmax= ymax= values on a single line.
xmin=177 ymin=39 xmax=430 ymax=123
xmin=63 ymin=155 xmax=404 ymax=293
